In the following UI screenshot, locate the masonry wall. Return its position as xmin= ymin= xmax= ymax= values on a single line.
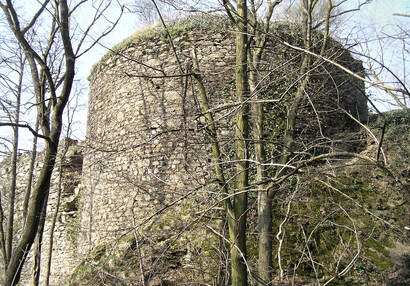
xmin=81 ymin=29 xmax=237 ymax=253
xmin=81 ymin=23 xmax=368 ymax=255
xmin=0 ymin=139 xmax=83 ymax=284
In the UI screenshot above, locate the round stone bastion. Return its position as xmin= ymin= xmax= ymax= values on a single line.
xmin=81 ymin=17 xmax=367 ymax=252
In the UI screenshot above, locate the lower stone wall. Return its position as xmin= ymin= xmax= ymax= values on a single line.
xmin=80 ymin=122 xmax=211 ymax=254
xmin=0 ymin=139 xmax=83 ymax=285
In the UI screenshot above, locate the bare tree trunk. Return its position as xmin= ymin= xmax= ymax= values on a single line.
xmin=44 ymin=141 xmax=69 ymax=286
xmin=250 ymin=49 xmax=273 ymax=286
xmin=191 ymin=48 xmax=238 ymax=283
xmin=257 ymin=193 xmax=272 ymax=285
xmin=3 ymin=143 xmax=58 ymax=286
xmin=32 ymin=199 xmax=47 ymax=286
xmin=248 ymin=2 xmax=282 ymax=283
xmin=0 ymin=194 xmax=6 ymax=275
xmin=192 ymin=29 xmax=249 ymax=282
xmin=231 ymin=1 xmax=249 ymax=285
xmin=23 ymin=118 xmax=39 ymax=224
xmin=278 ymin=0 xmax=314 ymax=171
xmin=4 ymin=57 xmax=23 ymax=270
xmin=5 ymin=104 xmax=17 ymax=272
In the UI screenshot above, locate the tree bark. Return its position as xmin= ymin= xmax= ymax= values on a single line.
xmin=32 ymin=198 xmax=48 ymax=286
xmin=250 ymin=44 xmax=273 ymax=286
xmin=4 ymin=56 xmax=22 ymax=270
xmin=23 ymin=118 xmax=39 ymax=223
xmin=247 ymin=2 xmax=282 ymax=284
xmin=3 ymin=144 xmax=57 ymax=285
xmin=231 ymin=1 xmax=249 ymax=285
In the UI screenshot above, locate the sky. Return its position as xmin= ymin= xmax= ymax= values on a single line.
xmin=357 ymin=0 xmax=409 ymax=26
xmin=0 ymin=0 xmax=409 ymax=155
xmin=342 ymin=0 xmax=409 ymax=111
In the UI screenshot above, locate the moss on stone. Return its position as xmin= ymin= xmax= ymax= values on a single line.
xmin=90 ymin=244 xmax=107 ymax=261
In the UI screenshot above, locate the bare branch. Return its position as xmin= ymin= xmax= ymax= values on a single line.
xmin=282 ymin=40 xmax=409 ymax=95
xmin=21 ymin=0 xmax=51 ymax=34
xmin=75 ymin=1 xmax=124 ymax=58
xmin=0 ymin=122 xmax=51 ymax=143
xmin=393 ymin=13 xmax=410 ymax=18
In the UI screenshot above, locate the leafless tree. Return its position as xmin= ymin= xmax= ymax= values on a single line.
xmin=356 ymin=22 xmax=409 ymax=110
xmin=0 ymin=35 xmax=26 ymax=282
xmin=0 ymin=1 xmax=122 ymax=284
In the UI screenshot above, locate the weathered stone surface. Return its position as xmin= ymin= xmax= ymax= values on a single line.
xmin=81 ymin=29 xmax=237 ymax=258
xmin=0 ymin=138 xmax=83 ymax=284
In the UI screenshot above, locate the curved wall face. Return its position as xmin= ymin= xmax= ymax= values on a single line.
xmin=81 ymin=30 xmax=236 ymax=250
xmin=81 ymin=25 xmax=367 ymax=252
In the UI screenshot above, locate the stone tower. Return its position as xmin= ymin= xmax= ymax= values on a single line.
xmin=81 ymin=16 xmax=367 ymax=254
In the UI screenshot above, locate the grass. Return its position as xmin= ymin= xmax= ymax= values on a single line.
xmin=87 ymin=14 xmax=232 ymax=79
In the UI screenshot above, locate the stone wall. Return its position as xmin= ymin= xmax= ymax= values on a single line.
xmin=0 ymin=138 xmax=83 ymax=284
xmin=82 ymin=20 xmax=367 ymax=255
xmin=82 ymin=28 xmax=236 ymax=253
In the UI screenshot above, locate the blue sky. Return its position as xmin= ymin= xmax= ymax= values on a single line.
xmin=358 ymin=0 xmax=409 ymax=26
xmin=342 ymin=0 xmax=409 ymax=111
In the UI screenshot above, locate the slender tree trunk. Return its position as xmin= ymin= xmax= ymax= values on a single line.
xmin=45 ymin=142 xmax=68 ymax=286
xmin=192 ymin=39 xmax=249 ymax=284
xmin=23 ymin=118 xmax=39 ymax=224
xmin=278 ymin=0 xmax=313 ymax=172
xmin=252 ymin=61 xmax=272 ymax=285
xmin=0 ymin=194 xmax=6 ymax=275
xmin=258 ymin=191 xmax=273 ymax=285
xmin=3 ymin=143 xmax=58 ymax=286
xmin=4 ymin=59 xmax=23 ymax=270
xmin=231 ymin=1 xmax=249 ymax=285
xmin=247 ymin=2 xmax=283 ymax=283
xmin=32 ymin=198 xmax=48 ymax=286
xmin=191 ymin=49 xmax=232 ymax=214
xmin=249 ymin=49 xmax=273 ymax=286
xmin=5 ymin=101 xmax=17 ymax=271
